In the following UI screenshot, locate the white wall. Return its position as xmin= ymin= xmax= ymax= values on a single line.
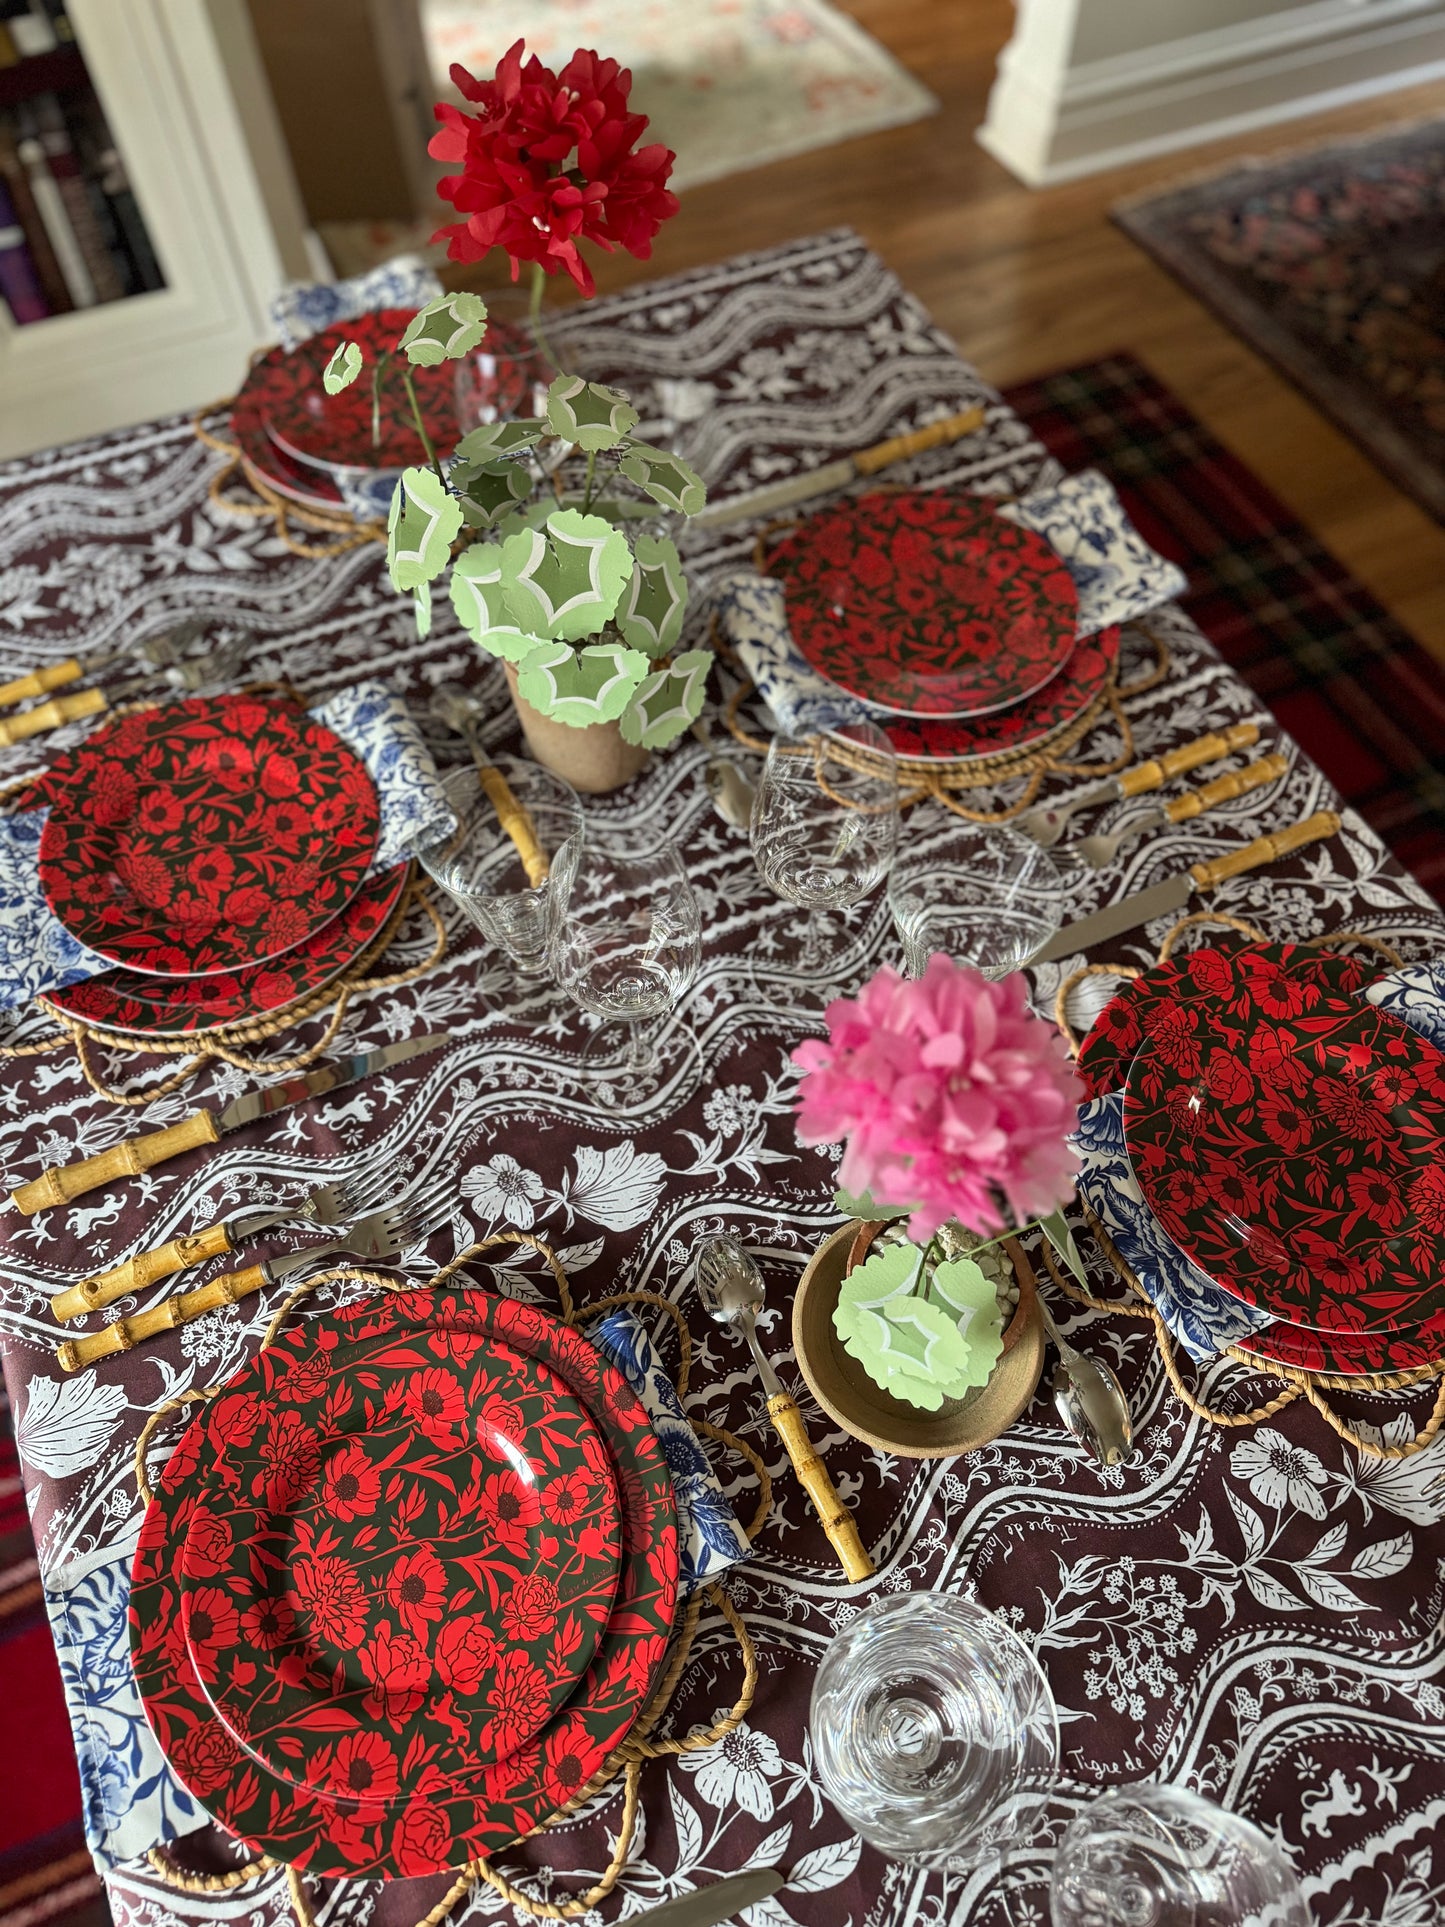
xmin=979 ymin=0 xmax=1445 ymax=185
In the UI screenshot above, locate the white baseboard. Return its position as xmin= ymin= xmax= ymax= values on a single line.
xmin=978 ymin=0 xmax=1445 ymax=186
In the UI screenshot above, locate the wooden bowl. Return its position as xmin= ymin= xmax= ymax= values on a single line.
xmin=792 ymin=1222 xmax=1045 ymax=1459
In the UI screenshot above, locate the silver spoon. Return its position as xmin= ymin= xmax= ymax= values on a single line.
xmin=691 ymin=716 xmax=756 ymax=829
xmin=695 ymin=1234 xmax=874 ymax=1581
xmin=430 ymin=681 xmax=491 ymax=759
xmin=1035 ymin=1297 xmax=1136 ymax=1466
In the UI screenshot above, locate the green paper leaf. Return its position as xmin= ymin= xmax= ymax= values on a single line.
xmin=834 ymin=1187 xmax=914 ymax=1223
xmin=615 ymin=534 xmax=689 ymax=657
xmin=617 ymin=441 xmax=707 ymax=516
xmin=618 ymin=648 xmax=711 ymax=750
xmin=499 ymin=508 xmax=633 ymax=642
xmin=515 ymin=640 xmax=649 ymax=728
xmin=454 ymin=418 xmax=546 ymax=462
xmin=322 ymin=340 xmax=362 ymax=394
xmin=413 ymin=580 xmax=432 ymax=640
xmin=451 ymin=456 xmax=533 ymax=530
xmin=1040 ymin=1208 xmax=1089 ymax=1290
xmin=834 ymin=1241 xmax=1004 ymax=1409
xmin=387 ymin=465 xmax=463 ymax=591
xmin=399 ymin=291 xmax=489 ymax=366
xmin=545 ymin=375 xmax=638 ymax=452
xmin=449 ymin=546 xmax=546 ymax=661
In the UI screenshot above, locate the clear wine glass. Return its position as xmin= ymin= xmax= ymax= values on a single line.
xmin=1050 ymin=1785 xmax=1310 ymax=1927
xmin=810 ymin=1593 xmax=1059 ymax=1873
xmin=550 ymin=831 xmax=701 ymax=1097
xmin=417 ymin=758 xmax=584 ymax=983
xmin=749 ymin=721 xmax=899 ymax=988
xmin=888 ymin=808 xmax=1066 ymax=981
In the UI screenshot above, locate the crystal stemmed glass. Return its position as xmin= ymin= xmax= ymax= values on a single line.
xmin=810 ymin=1593 xmax=1060 ymax=1873
xmin=749 ymin=722 xmax=899 ymax=987
xmin=888 ymin=807 xmax=1067 ymax=980
xmin=1050 ymin=1785 xmax=1309 ymax=1927
xmin=417 ymin=758 xmax=584 ymax=985
xmin=550 ymin=832 xmax=701 ymax=1095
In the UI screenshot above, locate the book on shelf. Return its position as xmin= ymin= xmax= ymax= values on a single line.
xmin=68 ymin=94 xmax=162 ymax=294
xmin=0 ymin=109 xmax=69 ymax=311
xmin=0 ymin=174 xmax=47 ymax=321
xmin=28 ymin=93 xmax=123 ymax=302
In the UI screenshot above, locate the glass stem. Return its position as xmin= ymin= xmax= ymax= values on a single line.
xmin=798 ymin=905 xmax=827 ymax=975
xmin=622 ymin=1017 xmax=659 ymax=1077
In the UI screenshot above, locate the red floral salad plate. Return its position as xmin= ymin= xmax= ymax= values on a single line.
xmin=179 ymin=1323 xmax=623 ymax=1800
xmin=42 ymin=864 xmax=408 ymax=1038
xmin=131 ymin=1288 xmax=679 ymax=1878
xmin=842 ymin=624 xmax=1120 ymax=766
xmin=1123 ymin=975 xmax=1445 ymax=1335
xmin=239 ymin=310 xmax=462 ymax=473
xmin=1233 ymin=1311 xmax=1445 ymax=1378
xmin=37 ymin=694 xmax=379 ymax=977
xmin=1076 ymin=942 xmax=1379 ymax=1100
xmin=765 ymin=490 xmax=1079 ymax=718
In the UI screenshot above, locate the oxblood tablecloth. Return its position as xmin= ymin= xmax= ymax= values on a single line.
xmin=2 ymin=230 xmax=1444 ymax=1927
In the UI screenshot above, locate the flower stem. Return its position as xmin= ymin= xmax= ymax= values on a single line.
xmin=914 ymin=1232 xmax=943 ymax=1301
xmin=528 ymin=261 xmax=563 ymax=378
xmin=371 ymin=351 xmax=390 ymax=453
xmin=582 ymin=447 xmax=597 ymax=513
xmin=402 ymin=365 xmax=446 ymax=488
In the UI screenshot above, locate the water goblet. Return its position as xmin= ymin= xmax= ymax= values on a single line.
xmin=810 ymin=1592 xmax=1060 ymax=1874
xmin=550 ymin=831 xmax=701 ymax=1098
xmin=888 ymin=808 xmax=1066 ymax=980
xmin=749 ymin=721 xmax=899 ymax=989
xmin=1050 ymin=1784 xmax=1310 ymax=1927
xmin=417 ymin=758 xmax=584 ymax=984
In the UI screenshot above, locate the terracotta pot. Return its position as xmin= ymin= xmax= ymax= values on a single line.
xmin=792 ymin=1221 xmax=1044 ymax=1459
xmin=503 ymin=662 xmax=649 ymax=795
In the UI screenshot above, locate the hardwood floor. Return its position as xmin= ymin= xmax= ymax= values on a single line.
xmin=512 ymin=0 xmax=1445 ymax=665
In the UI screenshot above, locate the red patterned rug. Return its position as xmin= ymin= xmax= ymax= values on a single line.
xmin=1112 ymin=120 xmax=1445 ymax=520
xmin=1005 ymin=350 xmax=1445 ymax=899
xmin=0 ymin=1390 xmax=108 ymax=1927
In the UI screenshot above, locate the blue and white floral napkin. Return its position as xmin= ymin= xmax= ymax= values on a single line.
xmin=716 ymin=468 xmax=1188 ymax=734
xmin=0 ymin=680 xmax=453 ymax=1013
xmin=590 ymin=1307 xmax=753 ymax=1595
xmin=268 ymin=254 xmax=443 ymax=352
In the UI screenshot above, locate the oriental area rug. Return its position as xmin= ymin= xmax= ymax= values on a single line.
xmin=1006 ymin=350 xmax=1445 ymax=901
xmin=1113 ymin=120 xmax=1445 ymax=522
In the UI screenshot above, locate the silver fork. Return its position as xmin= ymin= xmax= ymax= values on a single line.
xmin=52 ymin=1167 xmax=406 ymax=1320
xmin=258 ymin=1187 xmax=458 ymax=1283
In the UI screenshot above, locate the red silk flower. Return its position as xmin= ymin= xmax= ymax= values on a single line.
xmin=428 ymin=40 xmax=679 ymax=296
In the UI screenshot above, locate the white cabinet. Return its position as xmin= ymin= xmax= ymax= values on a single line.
xmin=0 ymin=0 xmax=311 ymax=459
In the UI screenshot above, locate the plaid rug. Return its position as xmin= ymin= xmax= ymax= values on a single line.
xmin=0 ymin=1390 xmax=108 ymax=1927
xmin=1112 ymin=122 xmax=1445 ymax=521
xmin=1005 ymin=351 xmax=1445 ymax=899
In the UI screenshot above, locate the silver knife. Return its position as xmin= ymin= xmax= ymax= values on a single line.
xmin=691 ymin=406 xmax=986 ymax=530
xmin=0 ymin=617 xmax=211 ymax=711
xmin=10 ymin=1034 xmax=449 ymax=1216
xmin=1034 ymin=811 xmax=1339 ymax=964
xmin=619 ymin=1870 xmax=786 ymax=1927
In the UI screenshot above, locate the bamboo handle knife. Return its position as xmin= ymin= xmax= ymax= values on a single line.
xmin=0 ymin=661 xmax=86 ymax=707
xmin=767 ymin=1391 xmax=874 ymax=1583
xmin=0 ymin=687 xmax=107 ymax=747
xmin=56 ymin=1261 xmax=267 ymax=1372
xmin=1117 ymin=722 xmax=1259 ymax=797
xmin=12 ymin=1112 xmax=221 ymax=1216
xmin=1165 ymin=752 xmax=1289 ymax=822
xmin=50 ymin=1219 xmax=234 ymax=1322
xmin=1192 ymin=809 xmax=1341 ymax=889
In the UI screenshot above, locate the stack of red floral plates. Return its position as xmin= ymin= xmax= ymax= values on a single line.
xmin=131 ymin=1288 xmax=679 ymax=1877
xmin=762 ymin=490 xmax=1113 ymax=768
xmin=35 ymin=692 xmax=402 ymax=1038
xmin=1080 ymin=943 xmax=1445 ymax=1377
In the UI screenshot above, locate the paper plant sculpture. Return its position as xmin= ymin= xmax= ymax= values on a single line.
xmin=322 ymin=293 xmax=712 ymax=747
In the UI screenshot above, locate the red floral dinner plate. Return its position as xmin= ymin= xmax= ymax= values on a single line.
xmin=1077 ymin=943 xmax=1380 ymax=1100
xmin=41 ymin=864 xmax=409 ymax=1038
xmin=131 ymin=1288 xmax=679 ymax=1878
xmin=238 ymin=310 xmax=462 ymax=473
xmin=37 ymin=694 xmax=379 ymax=977
xmin=1123 ymin=972 xmax=1445 ymax=1335
xmin=839 ymin=625 xmax=1120 ymax=767
xmin=179 ymin=1323 xmax=622 ymax=1801
xmin=764 ymin=490 xmax=1079 ymax=718
xmin=1233 ymin=1313 xmax=1445 ymax=1378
